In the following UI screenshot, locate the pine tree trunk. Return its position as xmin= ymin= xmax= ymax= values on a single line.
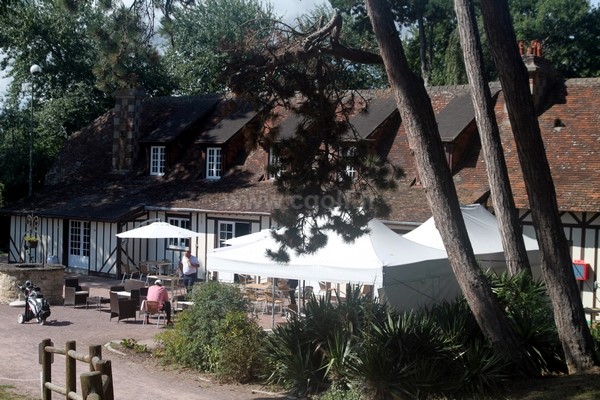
xmin=479 ymin=0 xmax=598 ymax=372
xmin=365 ymin=0 xmax=537 ymax=376
xmin=454 ymin=0 xmax=531 ymax=276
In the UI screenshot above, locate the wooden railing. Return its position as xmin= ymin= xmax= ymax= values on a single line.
xmin=39 ymin=339 xmax=114 ymax=400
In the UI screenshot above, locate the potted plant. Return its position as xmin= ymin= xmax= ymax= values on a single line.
xmin=24 ymin=235 xmax=39 ymax=249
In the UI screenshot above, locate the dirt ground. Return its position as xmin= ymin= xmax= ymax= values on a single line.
xmin=0 ymin=273 xmax=289 ymax=400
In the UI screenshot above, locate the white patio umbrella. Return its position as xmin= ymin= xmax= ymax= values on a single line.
xmin=116 ymin=222 xmax=202 ymax=239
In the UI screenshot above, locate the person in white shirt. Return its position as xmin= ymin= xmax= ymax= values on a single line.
xmin=178 ymin=249 xmax=203 ymax=293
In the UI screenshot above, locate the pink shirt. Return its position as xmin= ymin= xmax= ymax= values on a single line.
xmin=147 ymin=284 xmax=169 ymax=306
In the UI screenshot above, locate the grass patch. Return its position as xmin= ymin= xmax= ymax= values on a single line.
xmin=0 ymin=385 xmax=37 ymax=400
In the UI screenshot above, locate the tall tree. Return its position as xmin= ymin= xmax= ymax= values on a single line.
xmin=0 ymin=0 xmax=175 ymax=201
xmin=159 ymin=0 xmax=276 ymax=94
xmin=224 ymin=11 xmax=399 ymax=254
xmin=363 ymin=0 xmax=537 ymax=375
xmin=479 ymin=0 xmax=598 ymax=372
xmin=454 ymin=0 xmax=532 ymax=276
xmin=509 ymin=0 xmax=600 ymax=78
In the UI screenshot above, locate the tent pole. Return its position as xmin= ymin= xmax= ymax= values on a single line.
xmin=272 ymin=279 xmax=275 ymax=328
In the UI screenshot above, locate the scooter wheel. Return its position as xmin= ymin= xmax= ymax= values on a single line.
xmin=17 ymin=314 xmax=25 ymax=324
xmin=37 ymin=317 xmax=45 ymax=325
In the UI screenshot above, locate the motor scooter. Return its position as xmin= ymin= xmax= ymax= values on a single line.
xmin=17 ymin=280 xmax=51 ymax=325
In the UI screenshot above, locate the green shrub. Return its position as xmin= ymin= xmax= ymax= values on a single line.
xmin=589 ymin=323 xmax=600 ymax=357
xmin=212 ymin=310 xmax=267 ymax=383
xmin=120 ymin=338 xmax=149 ymax=353
xmin=158 ymin=281 xmax=267 ymax=383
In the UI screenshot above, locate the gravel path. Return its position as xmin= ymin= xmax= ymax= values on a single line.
xmin=0 ymin=274 xmax=289 ymax=400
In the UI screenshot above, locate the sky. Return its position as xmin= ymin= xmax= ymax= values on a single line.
xmin=0 ymin=0 xmax=330 ymax=100
xmin=270 ymin=0 xmax=329 ymax=22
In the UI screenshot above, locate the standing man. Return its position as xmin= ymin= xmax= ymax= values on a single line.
xmin=178 ymin=249 xmax=203 ymax=293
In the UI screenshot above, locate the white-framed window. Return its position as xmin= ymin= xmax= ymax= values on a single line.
xmin=167 ymin=217 xmax=191 ymax=249
xmin=150 ymin=146 xmax=166 ymax=176
xmin=268 ymin=146 xmax=281 ymax=179
xmin=206 ymin=147 xmax=222 ymax=179
xmin=345 ymin=146 xmax=357 ymax=180
xmin=218 ymin=221 xmax=251 ymax=247
xmin=69 ymin=220 xmax=90 ymax=257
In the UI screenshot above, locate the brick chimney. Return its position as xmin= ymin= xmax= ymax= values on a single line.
xmin=112 ymin=87 xmax=145 ymax=172
xmin=519 ymin=40 xmax=560 ymax=112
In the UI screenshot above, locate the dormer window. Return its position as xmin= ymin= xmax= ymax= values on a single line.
xmin=150 ymin=146 xmax=166 ymax=176
xmin=207 ymin=147 xmax=222 ymax=179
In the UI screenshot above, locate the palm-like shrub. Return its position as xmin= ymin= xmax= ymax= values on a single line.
xmin=426 ymin=299 xmax=511 ymax=396
xmin=349 ymin=311 xmax=461 ymax=399
xmin=262 ymin=318 xmax=329 ymax=396
xmin=263 ymin=286 xmax=387 ymax=396
xmin=490 ymin=271 xmax=566 ymax=374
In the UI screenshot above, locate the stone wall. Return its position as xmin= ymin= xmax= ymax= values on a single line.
xmin=0 ymin=264 xmax=65 ymax=305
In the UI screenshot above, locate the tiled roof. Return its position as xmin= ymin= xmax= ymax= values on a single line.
xmin=3 ymin=77 xmax=599 ymax=226
xmin=500 ymin=79 xmax=600 ymax=212
xmin=195 ymin=98 xmax=258 ymax=144
xmin=140 ymin=95 xmax=220 ymax=143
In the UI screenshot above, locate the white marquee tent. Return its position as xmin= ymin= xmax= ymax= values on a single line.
xmin=208 ymin=219 xmax=466 ymax=310
xmin=208 ymin=205 xmax=541 ymax=310
xmin=404 ymin=204 xmax=540 ymax=267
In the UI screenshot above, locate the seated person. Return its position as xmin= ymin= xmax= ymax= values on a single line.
xmin=146 ymin=280 xmax=172 ymax=326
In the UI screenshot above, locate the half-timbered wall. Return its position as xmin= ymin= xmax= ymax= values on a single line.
xmin=9 ymin=215 xmax=63 ymax=265
xmin=521 ymin=211 xmax=600 ymax=311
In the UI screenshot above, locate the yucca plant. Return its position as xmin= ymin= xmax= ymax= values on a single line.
xmin=349 ymin=310 xmax=461 ymax=399
xmin=262 ymin=319 xmax=329 ymax=396
xmin=456 ymin=339 xmax=512 ymax=396
xmin=490 ymin=271 xmax=566 ymax=374
xmin=426 ymin=299 xmax=485 ymax=347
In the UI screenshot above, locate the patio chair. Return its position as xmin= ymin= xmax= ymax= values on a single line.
xmin=63 ymin=278 xmax=89 ymax=307
xmin=318 ymin=281 xmax=335 ymax=296
xmin=109 ymin=291 xmax=138 ymax=323
xmin=263 ymin=290 xmax=284 ymax=315
xmin=140 ymin=300 xmax=166 ymax=328
xmin=119 ymin=264 xmax=141 ymax=283
xmin=245 ymin=288 xmax=265 ymax=315
xmin=138 ymin=262 xmax=150 ymax=283
xmin=302 ymin=286 xmax=314 ymax=300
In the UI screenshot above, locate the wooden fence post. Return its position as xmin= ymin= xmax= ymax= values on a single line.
xmin=39 ymin=338 xmax=52 ymax=400
xmin=89 ymin=345 xmax=102 ymax=372
xmin=81 ymin=371 xmax=103 ymax=400
xmin=65 ymin=341 xmax=76 ymax=399
xmin=94 ymin=359 xmax=114 ymax=400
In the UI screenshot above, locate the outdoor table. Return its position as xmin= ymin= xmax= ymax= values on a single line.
xmin=175 ymin=301 xmax=194 ymax=312
xmin=246 ymin=282 xmax=271 ymax=291
xmin=142 ymin=260 xmax=173 ymax=275
xmin=112 ymin=291 xmax=131 ymax=299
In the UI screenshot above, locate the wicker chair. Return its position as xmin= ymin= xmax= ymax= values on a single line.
xmin=109 ymin=291 xmax=138 ymax=322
